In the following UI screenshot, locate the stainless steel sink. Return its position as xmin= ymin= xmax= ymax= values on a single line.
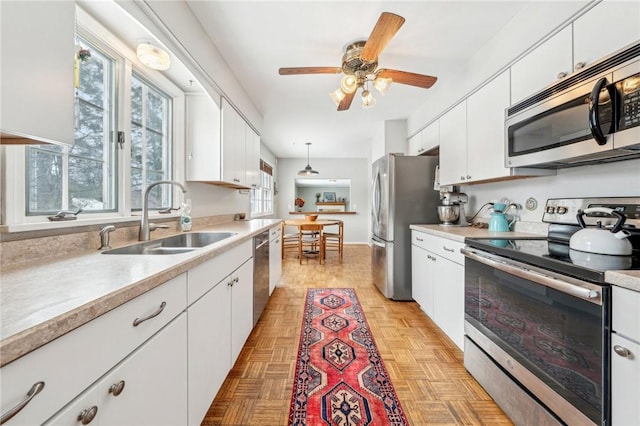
xmin=102 ymin=232 xmax=236 ymax=255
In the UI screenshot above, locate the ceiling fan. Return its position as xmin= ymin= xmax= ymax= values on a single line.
xmin=278 ymin=12 xmax=437 ymax=111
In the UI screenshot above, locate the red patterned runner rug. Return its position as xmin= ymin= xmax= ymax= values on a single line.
xmin=288 ymin=288 xmax=408 ymax=425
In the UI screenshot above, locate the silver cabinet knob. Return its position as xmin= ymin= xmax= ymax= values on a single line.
xmin=557 ymin=71 xmax=568 ymax=79
xmin=614 ymin=344 xmax=632 ymax=358
xmin=574 ymin=61 xmax=586 ymax=71
xmin=77 ymin=406 xmax=98 ymax=425
xmin=108 ymin=380 xmax=125 ymax=397
xmin=460 ymin=176 xmax=465 ymax=180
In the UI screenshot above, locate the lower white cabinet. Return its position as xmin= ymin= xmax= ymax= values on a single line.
xmin=411 ymin=230 xmax=465 ymax=350
xmin=186 ymin=240 xmax=254 ymax=425
xmin=611 ymin=285 xmax=640 ymax=426
xmin=45 ymin=314 xmax=188 ymax=425
xmin=269 ymin=224 xmax=282 ymax=295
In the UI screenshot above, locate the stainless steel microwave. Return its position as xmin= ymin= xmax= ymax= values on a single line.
xmin=505 ymin=43 xmax=640 ymax=168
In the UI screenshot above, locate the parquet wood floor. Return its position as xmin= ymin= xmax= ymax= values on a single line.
xmin=201 ymin=244 xmax=513 ymax=425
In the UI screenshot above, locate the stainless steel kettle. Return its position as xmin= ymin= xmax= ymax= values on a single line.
xmin=569 ymin=207 xmax=632 ymax=255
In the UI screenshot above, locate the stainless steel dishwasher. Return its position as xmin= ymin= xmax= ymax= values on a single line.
xmin=253 ymin=230 xmax=270 ymax=326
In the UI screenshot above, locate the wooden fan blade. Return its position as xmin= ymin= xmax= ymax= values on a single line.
xmin=360 ymin=12 xmax=405 ymax=62
xmin=378 ymin=69 xmax=437 ymax=89
xmin=337 ymin=90 xmax=356 ymax=111
xmin=279 ymin=67 xmax=342 ymax=75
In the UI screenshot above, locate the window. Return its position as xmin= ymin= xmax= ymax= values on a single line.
xmin=22 ymin=28 xmax=177 ymax=221
xmin=130 ymin=74 xmax=173 ymax=210
xmin=251 ymin=160 xmax=273 ymax=216
xmin=27 ymin=37 xmax=116 ymax=214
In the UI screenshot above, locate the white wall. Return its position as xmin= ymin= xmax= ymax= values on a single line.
xmin=276 ymin=158 xmax=370 ymax=243
xmin=462 ymin=159 xmax=640 ymax=223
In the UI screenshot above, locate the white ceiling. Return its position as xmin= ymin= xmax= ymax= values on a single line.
xmin=185 ymin=1 xmax=531 ymax=159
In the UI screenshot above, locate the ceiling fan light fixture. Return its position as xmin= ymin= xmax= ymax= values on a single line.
xmin=361 ymin=89 xmax=376 ymax=109
xmin=298 ymin=142 xmax=320 ymax=176
xmin=373 ymin=76 xmax=392 ymax=95
xmin=136 ymin=42 xmax=171 ymax=71
xmin=340 ymin=75 xmax=358 ymax=93
xmin=329 ymin=88 xmax=346 ymax=106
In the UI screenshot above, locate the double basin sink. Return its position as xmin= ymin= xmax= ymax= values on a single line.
xmin=103 ymin=232 xmax=236 ymax=255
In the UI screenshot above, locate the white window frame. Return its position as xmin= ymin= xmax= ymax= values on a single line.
xmin=251 ymin=160 xmax=274 ymax=217
xmin=1 ymin=6 xmax=185 ymax=232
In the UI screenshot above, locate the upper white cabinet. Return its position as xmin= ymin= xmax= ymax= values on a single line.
xmin=438 ymin=101 xmax=467 ymax=185
xmin=510 ymin=26 xmax=573 ymax=104
xmin=186 ymin=96 xmax=259 ymax=189
xmin=408 ymin=121 xmax=439 ymax=156
xmin=0 ymin=1 xmax=75 ymax=146
xmin=466 ymin=70 xmax=511 ymax=182
xmin=511 ymin=0 xmax=640 ymax=104
xmin=186 ymin=94 xmax=221 ymax=182
xmin=573 ymin=0 xmax=640 ymax=71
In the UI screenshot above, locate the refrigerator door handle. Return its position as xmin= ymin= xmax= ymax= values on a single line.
xmin=371 ymin=237 xmax=386 ymax=248
xmin=372 ymin=170 xmax=381 ymax=226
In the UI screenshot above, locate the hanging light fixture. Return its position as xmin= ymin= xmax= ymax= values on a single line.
xmin=329 ymin=71 xmax=392 ymax=109
xmin=136 ymin=41 xmax=171 ymax=71
xmin=298 ymin=142 xmax=319 ymax=176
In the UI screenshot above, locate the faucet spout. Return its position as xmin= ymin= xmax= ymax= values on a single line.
xmin=139 ymin=180 xmax=187 ymax=241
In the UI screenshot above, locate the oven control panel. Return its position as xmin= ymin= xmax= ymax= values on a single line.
xmin=542 ymin=197 xmax=640 ymax=228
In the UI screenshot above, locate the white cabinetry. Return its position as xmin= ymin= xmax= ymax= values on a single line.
xmin=186 ymin=240 xmax=253 ymax=425
xmin=410 ymin=230 xmax=465 ymax=350
xmin=438 ymin=102 xmax=467 ymax=186
xmin=512 ymin=1 xmax=640 ymax=104
xmin=269 ymin=225 xmax=282 ymax=295
xmin=186 ymin=94 xmax=221 ymax=182
xmin=0 ymin=1 xmax=75 ymax=146
xmin=611 ymin=285 xmax=640 ymax=426
xmin=221 ymin=99 xmax=247 ymax=187
xmin=0 ymin=275 xmax=186 ymax=425
xmin=46 ymin=314 xmax=188 ymax=425
xmin=245 ymin=126 xmax=260 ymax=189
xmin=408 ymin=121 xmax=439 ymax=156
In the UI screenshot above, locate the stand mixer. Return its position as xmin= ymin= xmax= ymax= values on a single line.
xmin=438 ymin=191 xmax=469 ymax=226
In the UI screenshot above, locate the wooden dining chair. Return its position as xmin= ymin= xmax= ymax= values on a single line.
xmin=298 ymin=223 xmax=324 ymax=264
xmin=281 ymin=221 xmax=300 ymax=259
xmin=322 ymin=220 xmax=344 ymax=261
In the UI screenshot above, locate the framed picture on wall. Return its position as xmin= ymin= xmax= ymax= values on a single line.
xmin=323 ymin=192 xmax=336 ymax=202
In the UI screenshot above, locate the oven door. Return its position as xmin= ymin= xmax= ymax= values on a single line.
xmin=462 ymin=247 xmax=610 ymax=426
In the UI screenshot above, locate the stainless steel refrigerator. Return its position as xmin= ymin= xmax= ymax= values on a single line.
xmin=371 ymin=154 xmax=440 ymax=300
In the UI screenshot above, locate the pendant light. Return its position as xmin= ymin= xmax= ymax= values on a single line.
xmin=298 ymin=142 xmax=319 ymax=176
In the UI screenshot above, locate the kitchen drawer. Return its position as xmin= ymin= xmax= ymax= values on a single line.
xmin=612 ymin=286 xmax=640 ymax=343
xmin=187 ymin=240 xmax=252 ymax=305
xmin=269 ymin=224 xmax=281 ymax=241
xmin=411 ymin=231 xmax=465 ymax=265
xmin=0 ymin=274 xmax=187 ymax=425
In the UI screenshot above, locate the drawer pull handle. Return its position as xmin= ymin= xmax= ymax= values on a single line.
xmin=133 ymin=301 xmax=167 ymax=326
xmin=77 ymin=406 xmax=98 ymax=425
xmin=443 ymin=246 xmax=455 ymax=252
xmin=109 ymin=380 xmax=126 ymax=397
xmin=614 ymin=345 xmax=632 ymax=358
xmin=0 ymin=381 xmax=45 ymax=424
xmin=416 ymin=237 xmax=424 ymax=242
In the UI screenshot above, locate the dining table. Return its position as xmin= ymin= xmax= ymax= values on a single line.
xmin=283 ymin=218 xmax=341 ymax=261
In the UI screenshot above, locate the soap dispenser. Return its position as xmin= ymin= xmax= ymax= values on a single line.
xmin=180 ymin=199 xmax=192 ymax=232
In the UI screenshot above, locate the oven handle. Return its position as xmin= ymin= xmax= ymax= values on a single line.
xmin=461 ymin=248 xmax=601 ymax=304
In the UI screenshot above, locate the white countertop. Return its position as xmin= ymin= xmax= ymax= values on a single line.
xmin=0 ymin=219 xmax=281 ymax=367
xmin=410 ymin=224 xmax=640 ymax=293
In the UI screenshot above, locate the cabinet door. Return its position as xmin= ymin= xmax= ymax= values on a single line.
xmin=466 ymin=70 xmax=511 ymax=182
xmin=231 ymin=259 xmax=254 ymax=363
xmin=96 ymin=314 xmax=188 ymax=426
xmin=573 ymin=0 xmax=640 ymax=71
xmin=0 ymin=1 xmax=75 ymax=145
xmin=438 ymin=101 xmax=467 ymax=186
xmin=187 ymin=280 xmax=231 ymax=425
xmin=221 ymin=99 xmax=245 ymax=186
xmin=433 ymin=256 xmax=464 ymax=350
xmin=411 ymin=244 xmax=434 ymax=318
xmin=186 ymin=95 xmax=221 ymax=181
xmin=422 ymin=121 xmax=439 ymax=153
xmin=269 ymin=235 xmax=282 ymax=295
xmin=511 ymin=26 xmax=572 ymax=104
xmin=611 ymin=333 xmax=640 ymax=426
xmin=408 ymin=132 xmax=423 ymax=156
xmin=245 ymin=126 xmax=260 ymax=188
